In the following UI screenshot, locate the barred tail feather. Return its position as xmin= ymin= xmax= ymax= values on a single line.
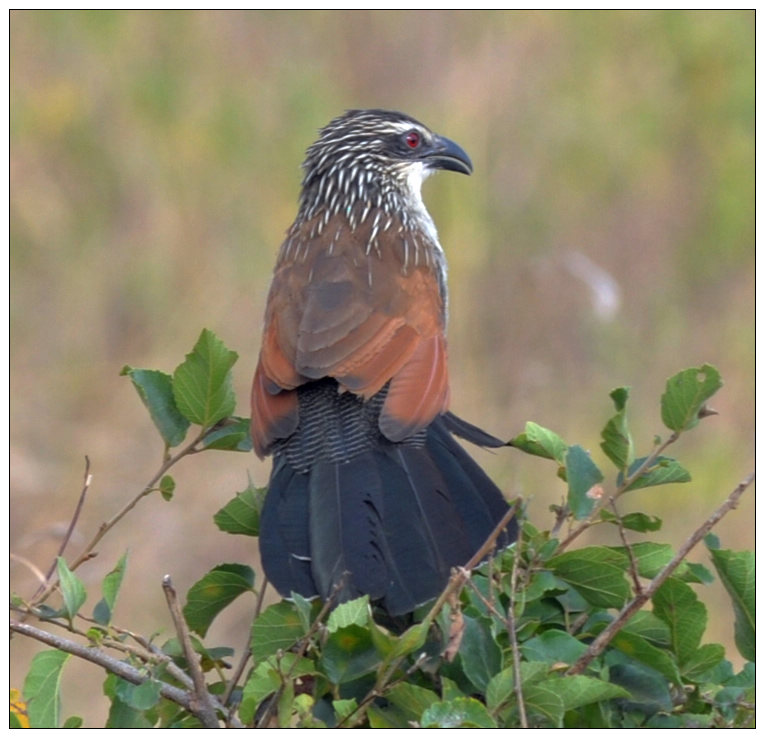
xmin=259 ymin=411 xmax=517 ymax=616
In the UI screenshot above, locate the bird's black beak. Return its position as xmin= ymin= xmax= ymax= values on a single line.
xmin=423 ymin=134 xmax=473 ymax=175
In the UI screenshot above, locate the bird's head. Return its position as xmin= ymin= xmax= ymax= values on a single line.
xmin=298 ymin=109 xmax=473 ymax=223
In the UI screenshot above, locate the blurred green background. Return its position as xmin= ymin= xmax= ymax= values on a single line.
xmin=11 ymin=10 xmax=754 ymax=724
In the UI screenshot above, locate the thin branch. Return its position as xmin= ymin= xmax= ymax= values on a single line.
xmin=221 ymin=577 xmax=269 ymax=707
xmin=610 ymin=498 xmax=643 ymax=596
xmin=30 ymin=429 xmax=208 ymax=608
xmin=32 ymin=456 xmax=93 ymax=601
xmin=10 ymin=619 xmax=193 ymax=710
xmin=506 ymin=526 xmax=528 ymax=728
xmin=556 ymin=432 xmax=680 ymax=554
xmin=81 ymin=618 xmax=196 ymax=691
xmin=222 ymin=641 xmax=251 ymax=709
xmin=567 ymin=471 xmax=754 ymax=676
xmin=253 ymin=572 xmax=269 ymax=618
xmin=69 ymin=430 xmax=207 ymax=570
xmin=162 ymin=576 xmax=220 ymax=729
xmin=10 ymin=553 xmax=47 ymax=585
xmin=465 ymin=502 xmax=519 ymax=571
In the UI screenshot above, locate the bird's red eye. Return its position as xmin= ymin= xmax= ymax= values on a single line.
xmin=405 ymin=131 xmax=421 ymax=149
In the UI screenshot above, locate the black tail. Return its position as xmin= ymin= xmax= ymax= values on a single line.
xmin=258 ymin=380 xmax=517 ymax=616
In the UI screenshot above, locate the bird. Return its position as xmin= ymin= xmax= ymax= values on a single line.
xmin=250 ymin=109 xmax=517 ymax=617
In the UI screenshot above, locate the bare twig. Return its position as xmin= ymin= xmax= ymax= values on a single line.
xmin=162 ymin=576 xmax=220 ymax=729
xmin=30 ymin=429 xmax=208 ymax=608
xmin=13 ymin=601 xmax=246 ymax=728
xmin=10 ymin=553 xmax=47 ymax=585
xmin=221 ymin=577 xmax=268 ymax=708
xmin=31 ymin=457 xmax=93 ymax=601
xmin=567 ymin=471 xmax=754 ymax=676
xmin=506 ymin=526 xmax=528 ymax=728
xmin=10 ymin=619 xmax=193 ymax=710
xmin=465 ymin=502 xmax=519 ymax=571
xmin=610 ymin=498 xmax=643 ymax=596
xmin=12 ymin=599 xmax=188 ymax=685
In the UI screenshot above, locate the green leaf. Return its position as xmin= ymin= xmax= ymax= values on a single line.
xmin=115 ymin=678 xmax=162 ymax=710
xmin=510 ymin=422 xmax=568 ymax=465
xmin=708 ymin=546 xmax=755 ymax=662
xmin=183 ymin=563 xmax=255 ymax=637
xmin=547 ymin=674 xmax=629 ymax=711
xmin=120 ymin=366 xmax=191 ymax=447
xmin=486 ymin=664 xmax=552 ymax=715
xmin=523 ymin=682 xmax=566 ymax=726
xmin=609 ymin=629 xmax=682 ymax=682
xmin=608 ymin=541 xmax=704 ymax=585
xmin=599 ymin=509 xmax=662 ymax=532
xmin=62 ymin=716 xmax=84 ymax=728
xmin=652 ymin=577 xmax=706 ymax=663
xmin=56 ymin=557 xmax=87 ymax=622
xmin=459 ymin=615 xmax=503 ymax=692
xmin=619 ymin=455 xmax=691 ymax=491
xmin=201 ymin=416 xmax=253 ymax=451
xmin=607 ymin=659 xmax=673 ymax=713
xmin=277 ymin=681 xmax=295 ymax=728
xmin=548 ymin=547 xmax=630 ymax=609
xmin=172 ymin=329 xmax=238 ymax=428
xmin=103 ymin=674 xmax=154 ymax=728
xmin=683 ymin=562 xmax=715 ymax=584
xmin=240 ymin=652 xmax=316 ymax=724
xmin=523 ymin=569 xmax=569 ymax=603
xmin=439 ymin=677 xmax=466 ymax=702
xmin=646 ymin=712 xmax=715 ymax=729
xmin=387 ymin=622 xmax=428 ymax=661
xmin=320 ymin=624 xmax=382 ymax=684
xmin=609 ymin=541 xmax=673 ymax=579
xmin=159 ymin=474 xmax=175 ymax=501
xmin=660 ymin=364 xmax=722 ymax=432
xmin=681 ymin=643 xmax=725 ymax=681
xmin=332 ymin=698 xmax=358 ymax=722
xmin=251 ymin=601 xmax=305 ymax=663
xmin=600 ymin=386 xmax=634 ymax=471
xmin=565 ymin=445 xmax=604 ymax=519
xmin=214 ymin=480 xmax=265 ymax=537
xmin=621 ymin=611 xmax=671 ymax=646
xmin=485 ymin=667 xmax=515 ymax=713
xmin=239 ymin=660 xmax=280 ymax=724
xmin=291 ymin=591 xmax=319 ymax=633
xmin=105 ymin=699 xmax=153 ymax=728
xmin=23 ymin=650 xmax=70 ymax=728
xmin=421 ymin=697 xmax=497 ymax=728
xmin=92 ymin=551 xmax=128 ymax=625
xmin=368 ymin=682 xmax=439 ymax=729
xmin=326 ymin=596 xmax=370 ymax=632
xmin=521 ymin=630 xmax=588 ymax=666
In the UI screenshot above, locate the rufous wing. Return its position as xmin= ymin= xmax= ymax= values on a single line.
xmin=251 ymin=215 xmax=450 ymax=454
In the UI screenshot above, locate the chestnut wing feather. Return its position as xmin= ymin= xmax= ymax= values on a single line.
xmin=251 ymin=216 xmax=449 ymax=456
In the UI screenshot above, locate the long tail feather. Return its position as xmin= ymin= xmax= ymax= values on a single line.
xmin=258 ymin=382 xmax=517 ymax=615
xmin=258 ymin=458 xmax=317 ymax=598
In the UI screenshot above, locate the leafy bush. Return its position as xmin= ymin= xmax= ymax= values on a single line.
xmin=10 ymin=330 xmax=754 ymax=728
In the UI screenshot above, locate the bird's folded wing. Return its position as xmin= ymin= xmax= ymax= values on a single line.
xmin=251 ymin=214 xmax=449 ymax=455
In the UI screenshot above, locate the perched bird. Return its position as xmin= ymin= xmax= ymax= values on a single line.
xmin=251 ymin=109 xmax=516 ymax=616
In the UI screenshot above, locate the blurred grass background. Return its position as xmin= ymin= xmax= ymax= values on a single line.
xmin=10 ymin=10 xmax=754 ymax=724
